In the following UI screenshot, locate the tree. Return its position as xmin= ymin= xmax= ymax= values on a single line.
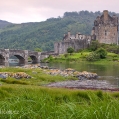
xmin=86 ymin=52 xmax=100 ymax=61
xmin=34 ymin=48 xmax=42 ymax=52
xmin=96 ymin=48 xmax=107 ymax=59
xmin=67 ymin=47 xmax=74 ymax=53
xmin=89 ymin=40 xmax=100 ymax=51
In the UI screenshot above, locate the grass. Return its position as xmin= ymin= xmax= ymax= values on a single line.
xmin=42 ymin=52 xmax=119 ymax=64
xmin=0 ymin=85 xmax=119 ymax=119
xmin=0 ymin=67 xmax=69 ymax=86
xmin=0 ymin=67 xmax=119 ymax=118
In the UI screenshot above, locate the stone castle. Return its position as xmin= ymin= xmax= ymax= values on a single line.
xmin=54 ymin=10 xmax=118 ymax=54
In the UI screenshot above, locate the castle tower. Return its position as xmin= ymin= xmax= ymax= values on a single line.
xmin=93 ymin=10 xmax=118 ymax=44
xmin=103 ymin=10 xmax=108 ymax=22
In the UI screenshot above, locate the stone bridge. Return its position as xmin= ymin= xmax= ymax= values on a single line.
xmin=0 ymin=49 xmax=41 ymax=65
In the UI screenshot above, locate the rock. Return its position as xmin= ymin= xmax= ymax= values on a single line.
xmin=0 ymin=74 xmax=7 ymax=79
xmin=76 ymin=71 xmax=98 ymax=80
xmin=0 ymin=72 xmax=31 ymax=79
xmin=44 ymin=67 xmax=98 ymax=79
xmin=13 ymin=72 xmax=31 ymax=79
xmin=40 ymin=66 xmax=49 ymax=69
xmin=65 ymin=68 xmax=75 ymax=72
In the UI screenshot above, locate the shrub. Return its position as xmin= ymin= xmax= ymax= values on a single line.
xmin=96 ymin=48 xmax=107 ymax=59
xmin=67 ymin=47 xmax=74 ymax=53
xmin=89 ymin=40 xmax=100 ymax=51
xmin=64 ymin=53 xmax=69 ymax=58
xmin=48 ymin=55 xmax=53 ymax=61
xmin=86 ymin=52 xmax=100 ymax=61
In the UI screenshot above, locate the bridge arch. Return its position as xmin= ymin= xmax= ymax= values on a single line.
xmin=10 ymin=55 xmax=25 ymax=64
xmin=29 ymin=55 xmax=38 ymax=63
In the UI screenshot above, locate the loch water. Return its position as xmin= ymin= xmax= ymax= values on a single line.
xmin=44 ymin=62 xmax=119 ymax=88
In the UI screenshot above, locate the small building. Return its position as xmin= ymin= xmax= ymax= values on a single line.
xmin=91 ymin=10 xmax=118 ymax=44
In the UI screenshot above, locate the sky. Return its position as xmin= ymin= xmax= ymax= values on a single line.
xmin=1 ymin=0 xmax=119 ymax=23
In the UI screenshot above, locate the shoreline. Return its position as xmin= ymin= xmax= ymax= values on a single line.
xmin=46 ymin=79 xmax=119 ymax=91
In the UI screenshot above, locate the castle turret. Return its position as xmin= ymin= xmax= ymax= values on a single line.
xmin=103 ymin=10 xmax=108 ymax=22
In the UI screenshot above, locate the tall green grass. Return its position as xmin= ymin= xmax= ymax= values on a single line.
xmin=0 ymin=85 xmax=119 ymax=119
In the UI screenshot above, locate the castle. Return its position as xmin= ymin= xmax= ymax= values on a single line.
xmin=54 ymin=10 xmax=118 ymax=54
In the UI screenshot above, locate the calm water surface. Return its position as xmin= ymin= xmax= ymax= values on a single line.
xmin=44 ymin=61 xmax=119 ymax=88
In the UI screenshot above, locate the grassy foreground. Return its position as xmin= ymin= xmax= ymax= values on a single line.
xmin=0 ymin=85 xmax=119 ymax=119
xmin=0 ymin=67 xmax=119 ymax=119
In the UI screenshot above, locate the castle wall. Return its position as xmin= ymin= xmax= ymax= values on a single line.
xmin=95 ymin=25 xmax=118 ymax=44
xmin=54 ymin=39 xmax=89 ymax=54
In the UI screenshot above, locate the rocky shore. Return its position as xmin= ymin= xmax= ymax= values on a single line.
xmin=21 ymin=64 xmax=98 ymax=80
xmin=0 ymin=72 xmax=31 ymax=79
xmin=47 ymin=80 xmax=117 ymax=90
xmin=45 ymin=68 xmax=98 ymax=80
xmin=0 ymin=64 xmax=117 ymax=90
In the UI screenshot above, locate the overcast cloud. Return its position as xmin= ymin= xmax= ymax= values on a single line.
xmin=0 ymin=0 xmax=119 ymax=23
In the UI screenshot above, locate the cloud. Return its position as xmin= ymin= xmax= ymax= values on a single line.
xmin=0 ymin=0 xmax=119 ymax=23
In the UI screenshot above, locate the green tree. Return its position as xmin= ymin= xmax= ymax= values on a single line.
xmin=89 ymin=40 xmax=100 ymax=51
xmin=96 ymin=48 xmax=107 ymax=59
xmin=34 ymin=48 xmax=42 ymax=52
xmin=67 ymin=47 xmax=74 ymax=53
xmin=86 ymin=52 xmax=100 ymax=61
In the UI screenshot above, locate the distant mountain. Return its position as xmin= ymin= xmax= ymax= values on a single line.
xmin=0 ymin=11 xmax=118 ymax=51
xmin=0 ymin=20 xmax=12 ymax=29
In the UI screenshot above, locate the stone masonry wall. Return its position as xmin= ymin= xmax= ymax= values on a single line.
xmin=93 ymin=10 xmax=118 ymax=44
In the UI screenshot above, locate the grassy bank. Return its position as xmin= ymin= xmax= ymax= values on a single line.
xmin=42 ymin=52 xmax=119 ymax=64
xmin=0 ymin=67 xmax=119 ymax=118
xmin=0 ymin=67 xmax=71 ymax=86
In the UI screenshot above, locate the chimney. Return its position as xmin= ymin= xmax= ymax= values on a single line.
xmin=103 ymin=10 xmax=108 ymax=22
xmin=68 ymin=31 xmax=71 ymax=38
xmin=76 ymin=33 xmax=78 ymax=39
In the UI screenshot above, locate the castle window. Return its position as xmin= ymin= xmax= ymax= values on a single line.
xmin=105 ymin=30 xmax=107 ymax=36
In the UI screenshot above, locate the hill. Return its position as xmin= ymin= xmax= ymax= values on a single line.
xmin=0 ymin=11 xmax=118 ymax=51
xmin=0 ymin=20 xmax=12 ymax=29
